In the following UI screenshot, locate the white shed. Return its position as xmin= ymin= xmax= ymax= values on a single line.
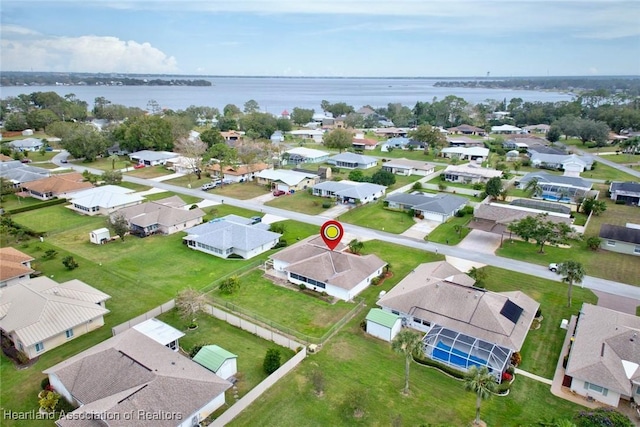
xmin=365 ymin=308 xmax=402 ymax=342
xmin=193 ymin=345 xmax=238 ymax=380
xmin=89 ymin=228 xmax=111 ymax=245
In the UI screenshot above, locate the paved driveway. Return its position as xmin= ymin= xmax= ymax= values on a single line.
xmin=457 ymin=229 xmax=502 ymax=254
xmin=400 ymin=219 xmax=440 ymax=240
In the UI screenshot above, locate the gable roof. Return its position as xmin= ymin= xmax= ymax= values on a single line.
xmin=519 ymin=171 xmax=592 ymax=189
xmin=447 ymin=124 xmax=486 ymax=133
xmin=44 ymin=328 xmax=231 ymax=427
xmin=0 ymin=276 xmax=110 ymax=346
xmin=328 ymin=152 xmax=378 ymax=165
xmin=129 ymin=150 xmax=178 ymax=162
xmin=383 ymin=158 xmax=436 ymax=171
xmin=285 ymin=147 xmax=330 ymax=158
xmin=566 ymin=303 xmax=640 ymax=395
xmin=529 ymin=152 xmax=594 ymax=167
xmin=69 ymin=185 xmax=145 ymax=209
xmin=10 ymin=138 xmax=43 ymax=149
xmin=0 ymin=247 xmax=35 ymax=283
xmin=20 ymin=173 xmax=93 ymax=196
xmin=444 ymin=164 xmax=503 ymax=179
xmin=609 ymin=181 xmax=640 ymax=194
xmin=352 ymin=138 xmax=378 ymax=147
xmin=116 ymin=197 xmax=204 ymax=228
xmin=440 ymin=147 xmax=489 ymax=157
xmin=366 ymin=308 xmax=400 ymax=328
xmin=184 ymin=215 xmax=281 ymax=252
xmin=313 ymin=181 xmax=386 ymax=199
xmin=193 ymin=345 xmax=237 ymax=372
xmin=377 ymin=261 xmax=538 ymax=350
xmin=599 ymin=224 xmax=640 ymax=245
xmin=256 ymin=169 xmax=318 ymax=185
xmin=386 ymin=193 xmax=467 ymax=214
xmin=0 ymin=161 xmax=50 ymax=183
xmin=270 ymin=237 xmax=386 ymax=291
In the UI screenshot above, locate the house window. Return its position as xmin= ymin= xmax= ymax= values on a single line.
xmin=65 ymin=329 xmax=74 ymax=339
xmin=635 ymin=246 xmax=640 ymax=254
xmin=35 ymin=342 xmax=44 ymax=353
xmin=584 ymin=382 xmax=608 ymax=396
xmin=607 ymin=240 xmax=616 ymax=247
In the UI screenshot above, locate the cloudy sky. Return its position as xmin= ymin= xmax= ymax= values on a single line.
xmin=1 ymin=0 xmax=639 ymax=77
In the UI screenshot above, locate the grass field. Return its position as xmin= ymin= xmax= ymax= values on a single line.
xmin=426 ymin=215 xmax=472 ymax=245
xmin=211 ymin=182 xmax=270 ymax=199
xmin=598 ymin=152 xmax=640 ymax=165
xmin=125 ymin=165 xmax=174 ymax=178
xmin=338 ymin=201 xmax=416 ymax=234
xmin=264 ymin=191 xmax=328 ymax=215
xmin=78 ymin=155 xmax=131 ymax=171
xmin=143 ymin=190 xmax=202 ymax=205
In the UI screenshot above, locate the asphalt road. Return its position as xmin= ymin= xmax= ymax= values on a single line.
xmin=53 ymin=152 xmax=640 ymax=301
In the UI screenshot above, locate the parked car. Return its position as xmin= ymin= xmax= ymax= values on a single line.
xmin=549 ymin=263 xmax=560 ymax=272
xmin=133 ymin=164 xmax=145 ymax=169
xmin=273 ymin=190 xmax=286 ymax=197
xmin=250 ymin=216 xmax=262 ymax=224
xmin=201 ymin=182 xmax=218 ymax=191
xmin=20 ymin=158 xmax=32 ymax=163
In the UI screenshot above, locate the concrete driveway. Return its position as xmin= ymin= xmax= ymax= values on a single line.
xmin=401 ymin=219 xmax=440 ymax=240
xmin=457 ymin=229 xmax=502 ymax=254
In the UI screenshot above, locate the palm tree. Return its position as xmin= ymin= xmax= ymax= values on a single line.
xmin=348 ymin=239 xmax=364 ymax=255
xmin=391 ymin=329 xmax=423 ymax=395
xmin=523 ymin=177 xmax=542 ymax=198
xmin=464 ymin=365 xmax=497 ymax=425
xmin=557 ymin=261 xmax=585 ymax=307
xmin=109 ymin=154 xmax=120 ymax=170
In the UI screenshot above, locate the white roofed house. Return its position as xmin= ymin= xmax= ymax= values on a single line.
xmin=288 ymin=129 xmax=324 ymax=143
xmin=68 ymin=185 xmax=145 ymax=216
xmin=491 ymin=124 xmax=523 ymax=134
xmin=183 ymin=215 xmax=281 ymax=260
xmin=255 ymin=169 xmax=319 ymax=192
xmin=312 ymin=181 xmax=386 ymax=205
xmin=0 ymin=276 xmax=110 ymax=359
xmin=382 ymin=158 xmax=436 ymax=176
xmin=377 ymin=261 xmax=538 ymax=381
xmin=564 ymin=304 xmax=640 ymax=407
xmin=528 ymin=152 xmax=594 ymax=175
xmin=327 ymin=152 xmax=378 ymax=170
xmin=128 ymin=150 xmax=179 ymax=166
xmin=440 ymin=146 xmax=490 ymax=162
xmin=9 ymin=137 xmax=44 ymax=152
xmin=43 ymin=327 xmax=232 ymax=427
xmin=284 ymin=147 xmax=330 ymax=165
xmin=269 ymin=236 xmax=387 ymax=302
xmin=443 ymin=164 xmax=503 ymax=184
xmin=114 ymin=195 xmax=205 ymax=237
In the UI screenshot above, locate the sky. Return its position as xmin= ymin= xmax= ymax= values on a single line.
xmin=1 ymin=1 xmax=639 ymax=77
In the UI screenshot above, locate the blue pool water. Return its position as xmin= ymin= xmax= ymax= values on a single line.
xmin=432 ymin=341 xmax=487 ymax=369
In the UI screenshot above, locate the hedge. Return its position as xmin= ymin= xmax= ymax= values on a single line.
xmin=6 ymin=198 xmax=67 ymax=214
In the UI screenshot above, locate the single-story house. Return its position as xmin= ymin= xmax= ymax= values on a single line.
xmin=128 ymin=150 xmax=179 ymax=166
xmin=289 ymin=129 xmax=324 ymax=143
xmin=19 ymin=173 xmax=93 ymax=200
xmin=502 ymin=140 xmax=529 ymax=150
xmin=183 ymin=215 xmax=281 ymax=260
xmin=406 ymin=139 xmax=427 ymax=150
xmin=609 ymin=181 xmax=640 ymax=206
xmin=114 ymin=196 xmax=205 ymax=237
xmin=208 ymin=162 xmax=272 ymax=183
xmin=312 ymin=112 xmax=333 ymax=123
xmin=0 ymin=160 xmax=50 ymax=186
xmin=523 ymin=124 xmax=551 ymax=134
xmin=269 ymin=236 xmax=387 ymax=301
xmin=220 ymin=130 xmax=244 ymax=142
xmin=9 ymin=138 xmax=43 ymax=152
xmin=255 ymin=169 xmax=319 ymax=192
xmin=517 ymin=172 xmax=592 ymax=203
xmin=382 ymin=158 xmax=436 ymax=176
xmin=0 ymin=276 xmax=110 ymax=359
xmin=312 ymin=181 xmax=386 ymax=204
xmin=132 ymin=317 xmax=185 ymax=352
xmin=528 ymin=152 xmax=594 ymax=174
xmin=447 ymin=136 xmax=485 ymax=148
xmin=443 ymin=164 xmax=503 ymax=184
xmin=526 ymin=143 xmax=566 ymax=156
xmin=365 ymin=308 xmax=402 ymax=342
xmin=598 ymin=224 xmax=640 ymax=256
xmin=469 ymin=203 xmax=573 ymax=235
xmin=106 ymin=143 xmax=129 ymax=156
xmin=564 ymin=303 xmax=640 ymax=407
xmin=270 ymin=130 xmax=285 ymax=143
xmin=380 ymin=137 xmax=410 ymax=151
xmin=352 ymin=137 xmax=379 ymax=151
xmin=327 ymin=152 xmax=378 ymax=170
xmin=0 ymin=247 xmax=35 ymax=288
xmin=506 ymin=150 xmax=521 ymax=161
xmin=285 ymin=147 xmax=330 ymax=164
xmin=374 ymin=128 xmax=408 ymax=138
xmin=43 ymin=327 xmax=232 ymax=427
xmin=165 ymin=155 xmax=201 ymax=175
xmin=377 ymin=261 xmax=538 ymax=381
xmin=193 ymin=345 xmax=238 ymax=380
xmin=22 ymin=129 xmax=34 ymax=136
xmin=68 ymin=185 xmax=145 ymax=216
xmin=491 ymin=124 xmax=523 ymax=134
xmin=446 ymin=124 xmax=486 ymax=136
xmin=385 ymin=192 xmax=468 ymax=223
xmin=440 ymin=146 xmax=490 ymax=162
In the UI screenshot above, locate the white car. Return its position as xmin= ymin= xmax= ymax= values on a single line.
xmin=548 ymin=263 xmax=560 ymax=272
xmin=201 ymin=182 xmax=218 ymax=191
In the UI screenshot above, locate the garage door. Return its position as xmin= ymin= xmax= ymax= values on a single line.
xmin=422 ymin=212 xmax=444 ymax=222
xmin=277 ymin=183 xmax=289 ymax=192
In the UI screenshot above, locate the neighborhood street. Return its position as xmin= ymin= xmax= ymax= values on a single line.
xmin=54 ymin=152 xmax=640 ymax=302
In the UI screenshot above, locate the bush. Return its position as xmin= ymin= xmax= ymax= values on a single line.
xmin=273 ymin=238 xmax=288 ymax=248
xmin=510 ymin=351 xmax=522 ymax=367
xmin=573 ymin=408 xmax=633 ymax=427
xmin=219 ymin=276 xmax=240 ymax=295
xmin=38 ymin=391 xmax=60 ymax=413
xmin=322 ymin=202 xmax=331 ymax=209
xmin=16 ymin=351 xmax=29 ymax=365
xmin=460 ymin=205 xmax=474 ymax=215
xmin=298 ymin=284 xmax=306 ymax=291
xmin=585 ymin=236 xmax=601 ymax=251
xmin=189 ymin=344 xmax=204 ymax=358
xmin=412 ymin=181 xmax=423 ymax=190
xmin=535 ymin=308 xmax=542 ymax=318
xmin=472 ymin=183 xmax=484 ymax=190
xmin=40 ymin=377 xmax=50 ymax=390
xmin=62 ymin=256 xmax=79 ymax=270
xmin=263 ymin=348 xmax=281 ymax=375
xmin=454 ymin=210 xmax=465 ymax=217
xmin=42 ymin=249 xmax=58 ymax=260
xmin=370 ymin=277 xmax=380 ymax=286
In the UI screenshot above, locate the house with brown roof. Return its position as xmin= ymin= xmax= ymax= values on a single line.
xmin=382 ymin=158 xmax=436 ymax=176
xmin=207 ymin=162 xmax=272 ymax=183
xmin=377 ymin=261 xmax=539 ymax=381
xmin=269 ymin=236 xmax=387 ymax=301
xmin=0 ymin=247 xmax=35 ymax=288
xmin=44 ymin=325 xmax=231 ymax=427
xmin=599 ymin=223 xmax=640 ymax=256
xmin=564 ymin=303 xmax=640 ymax=407
xmin=0 ymin=276 xmax=110 ymax=359
xmin=114 ymin=196 xmax=205 ymax=237
xmin=20 ymin=172 xmax=93 ymax=200
xmin=470 ymin=203 xmax=573 ymax=235
xmin=352 ymin=136 xmax=379 ymax=151
xmin=446 ymin=124 xmax=486 ymax=136
xmin=443 ymin=164 xmax=503 ymax=184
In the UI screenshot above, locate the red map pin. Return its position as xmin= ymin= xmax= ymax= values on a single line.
xmin=320 ymin=220 xmax=344 ymax=251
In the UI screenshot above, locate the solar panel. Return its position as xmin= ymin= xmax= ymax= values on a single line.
xmin=500 ymin=300 xmax=523 ymax=324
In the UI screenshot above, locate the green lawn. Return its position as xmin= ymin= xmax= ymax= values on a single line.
xmin=162 ymin=173 xmax=207 ymax=188
xmin=426 ymin=215 xmax=472 ymax=245
xmin=125 ymin=165 xmax=174 ymax=178
xmin=338 ymin=201 xmax=416 ymax=234
xmin=0 ymin=194 xmax=50 ymax=211
xmin=77 ymin=155 xmax=132 ymax=172
xmin=156 ymin=310 xmax=295 ymax=398
xmin=11 ymin=204 xmax=106 ymax=235
xmin=211 ymin=182 xmax=270 ymax=200
xmin=143 ymin=191 xmax=202 ymax=205
xmin=581 ymin=161 xmax=638 ymax=181
xmin=264 ymin=191 xmax=329 ymax=215
xmin=599 ymin=153 xmax=640 ymax=165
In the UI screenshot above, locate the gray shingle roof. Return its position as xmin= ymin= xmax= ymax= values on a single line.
xmin=599 ymin=224 xmax=640 ymax=244
xmin=129 ymin=150 xmax=178 ymax=162
xmin=610 ymin=181 xmax=640 ymax=194
xmin=328 ymin=152 xmax=378 ymax=164
xmin=116 ymin=197 xmax=204 ymax=228
xmin=386 ymin=193 xmax=467 ymax=214
xmin=518 ymin=171 xmax=592 ymax=189
xmin=184 ymin=215 xmax=281 ymax=252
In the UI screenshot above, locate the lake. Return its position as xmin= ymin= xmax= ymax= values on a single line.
xmin=0 ymin=77 xmax=574 ymax=113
